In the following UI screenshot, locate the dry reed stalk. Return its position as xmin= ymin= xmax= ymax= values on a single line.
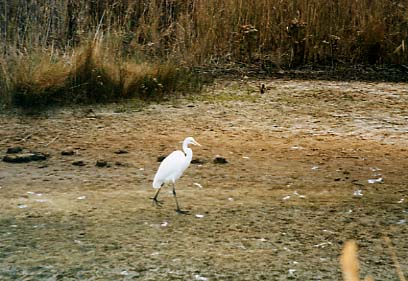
xmin=383 ymin=236 xmax=407 ymax=281
xmin=340 ymin=240 xmax=360 ymax=281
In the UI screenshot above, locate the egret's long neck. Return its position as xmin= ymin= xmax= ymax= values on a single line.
xmin=183 ymin=143 xmax=193 ymax=163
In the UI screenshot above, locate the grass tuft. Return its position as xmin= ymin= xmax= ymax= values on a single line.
xmin=3 ymin=40 xmax=204 ymax=108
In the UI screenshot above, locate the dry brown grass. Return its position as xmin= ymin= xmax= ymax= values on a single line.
xmin=383 ymin=236 xmax=407 ymax=281
xmin=341 ymin=240 xmax=361 ymax=281
xmin=1 ymin=0 xmax=407 ymax=107
xmin=1 ymin=39 xmax=201 ymax=107
xmin=341 ymin=238 xmax=407 ymax=281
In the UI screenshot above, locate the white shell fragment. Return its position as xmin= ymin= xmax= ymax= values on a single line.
xmin=313 ymin=242 xmax=333 ymax=248
xmin=193 ymin=183 xmax=203 ymax=188
xmin=368 ymin=177 xmax=383 ymax=184
xmin=194 ymin=275 xmax=209 ymax=281
xmin=396 ymin=219 xmax=406 ymax=225
xmin=288 ymin=269 xmax=297 ymax=276
xmin=293 ymin=191 xmax=306 ymax=198
xmin=195 ymin=214 xmax=205 ymax=218
xmin=353 ymin=189 xmax=363 ymax=197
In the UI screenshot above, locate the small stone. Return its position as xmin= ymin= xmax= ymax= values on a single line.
xmin=3 ymin=154 xmax=31 ymax=163
xmin=114 ymin=149 xmax=128 ymax=154
xmin=191 ymin=158 xmax=206 ymax=164
xmin=61 ymin=150 xmax=75 ymax=156
xmin=30 ymin=152 xmax=47 ymax=161
xmin=6 ymin=146 xmax=23 ymax=154
xmin=213 ymin=156 xmax=228 ymax=164
xmin=72 ymin=160 xmax=86 ymax=166
xmin=3 ymin=152 xmax=47 ymax=163
xmin=96 ymin=160 xmax=108 ymax=167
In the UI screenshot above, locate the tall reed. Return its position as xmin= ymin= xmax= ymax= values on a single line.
xmin=1 ymin=0 xmax=407 ymax=106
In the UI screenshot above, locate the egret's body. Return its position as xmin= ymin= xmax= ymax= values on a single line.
xmin=152 ymin=137 xmax=201 ymax=213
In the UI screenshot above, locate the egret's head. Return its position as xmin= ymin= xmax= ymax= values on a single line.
xmin=184 ymin=137 xmax=201 ymax=147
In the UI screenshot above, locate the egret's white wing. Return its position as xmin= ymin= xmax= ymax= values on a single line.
xmin=153 ymin=150 xmax=186 ymax=188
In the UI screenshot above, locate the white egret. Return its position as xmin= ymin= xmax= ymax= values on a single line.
xmin=152 ymin=137 xmax=201 ymax=214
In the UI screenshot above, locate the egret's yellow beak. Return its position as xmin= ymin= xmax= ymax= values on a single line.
xmin=194 ymin=140 xmax=202 ymax=146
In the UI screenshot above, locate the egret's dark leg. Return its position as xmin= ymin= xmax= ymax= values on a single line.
xmin=151 ymin=188 xmax=163 ymax=207
xmin=172 ymin=183 xmax=188 ymax=214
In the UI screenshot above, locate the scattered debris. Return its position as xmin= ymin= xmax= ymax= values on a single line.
xmin=77 ymin=196 xmax=86 ymax=200
xmin=260 ymin=83 xmax=266 ymax=94
xmin=114 ymin=149 xmax=128 ymax=154
xmin=290 ymin=146 xmax=304 ymax=150
xmin=313 ymin=242 xmax=333 ymax=248
xmin=193 ymin=183 xmax=203 ymax=188
xmin=242 ymin=156 xmax=250 ymax=159
xmin=228 ymin=197 xmax=234 ymax=201
xmin=191 ymin=158 xmax=206 ymax=164
xmin=398 ymin=198 xmax=404 ymax=204
xmin=293 ymin=191 xmax=306 ymax=198
xmin=61 ymin=149 xmax=75 ymax=156
xmin=96 ymin=159 xmax=108 ymax=167
xmin=3 ymin=152 xmax=48 ymax=163
xmin=311 ymin=165 xmax=319 ymax=170
xmin=353 ymin=189 xmax=363 ymax=197
xmin=160 ymin=221 xmax=169 ymax=227
xmin=194 ymin=274 xmax=209 ymax=281
xmin=6 ymin=146 xmax=23 ymax=154
xmin=120 ymin=270 xmax=129 ymax=276
xmin=396 ymin=219 xmax=406 ymax=225
xmin=368 ymin=177 xmax=383 ymax=184
xmin=17 ymin=204 xmax=28 ymax=209
xmin=72 ymin=160 xmax=86 ymax=166
xmin=213 ymin=155 xmax=228 ymax=164
xmin=288 ymin=269 xmax=297 ymax=277
xmin=195 ymin=214 xmax=204 ymax=218
xmin=282 ymin=195 xmax=291 ymax=200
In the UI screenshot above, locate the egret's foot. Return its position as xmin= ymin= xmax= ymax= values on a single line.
xmin=175 ymin=208 xmax=190 ymax=215
xmin=151 ymin=197 xmax=164 ymax=207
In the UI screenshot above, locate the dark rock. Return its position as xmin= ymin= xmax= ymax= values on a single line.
xmin=6 ymin=146 xmax=23 ymax=154
xmin=61 ymin=150 xmax=75 ymax=156
xmin=157 ymin=155 xmax=166 ymax=162
xmin=191 ymin=158 xmax=206 ymax=165
xmin=30 ymin=152 xmax=47 ymax=161
xmin=213 ymin=156 xmax=228 ymax=164
xmin=114 ymin=149 xmax=128 ymax=154
xmin=96 ymin=160 xmax=108 ymax=167
xmin=3 ymin=154 xmax=31 ymax=163
xmin=72 ymin=160 xmax=86 ymax=166
xmin=3 ymin=152 xmax=47 ymax=163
